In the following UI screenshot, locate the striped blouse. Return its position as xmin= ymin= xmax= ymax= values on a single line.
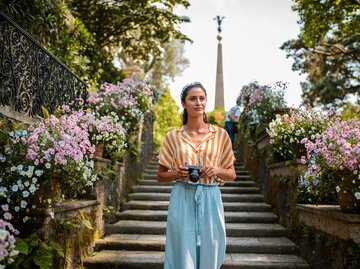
xmin=157 ymin=124 xmax=235 ymax=184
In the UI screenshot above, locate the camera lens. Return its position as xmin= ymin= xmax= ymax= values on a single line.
xmin=189 ymin=168 xmax=199 ymax=183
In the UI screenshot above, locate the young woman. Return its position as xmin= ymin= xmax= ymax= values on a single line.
xmin=157 ymin=82 xmax=236 ymax=269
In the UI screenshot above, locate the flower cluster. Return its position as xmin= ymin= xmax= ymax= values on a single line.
xmin=267 ymin=107 xmax=336 ymax=161
xmin=237 ymin=81 xmax=287 ymax=125
xmin=89 ymin=77 xmax=154 ymax=135
xmin=0 ymin=205 xmax=19 ymax=268
xmin=2 ymin=109 xmax=98 ymax=207
xmin=301 ymin=118 xmax=360 ymax=202
xmin=89 ymin=111 xmax=126 ymax=156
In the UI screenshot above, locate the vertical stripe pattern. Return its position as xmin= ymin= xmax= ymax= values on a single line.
xmin=158 ymin=125 xmax=235 ymax=184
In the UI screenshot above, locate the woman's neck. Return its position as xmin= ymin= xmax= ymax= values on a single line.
xmin=184 ymin=117 xmax=208 ymax=132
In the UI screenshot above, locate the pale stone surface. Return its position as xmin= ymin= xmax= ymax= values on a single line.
xmin=215 ymin=36 xmax=225 ymax=109
xmin=268 ymin=159 xmax=307 ymax=178
xmin=297 ymin=204 xmax=360 ymax=243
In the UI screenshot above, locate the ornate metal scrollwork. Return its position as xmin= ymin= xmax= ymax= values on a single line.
xmin=0 ymin=11 xmax=88 ymax=118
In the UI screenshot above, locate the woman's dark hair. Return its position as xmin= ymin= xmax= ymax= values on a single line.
xmin=180 ymin=82 xmax=209 ymax=125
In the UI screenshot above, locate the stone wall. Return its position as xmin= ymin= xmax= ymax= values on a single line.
xmin=240 ymin=135 xmax=360 ymax=269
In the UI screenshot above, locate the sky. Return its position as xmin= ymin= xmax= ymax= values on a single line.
xmin=169 ymin=0 xmax=305 ymax=112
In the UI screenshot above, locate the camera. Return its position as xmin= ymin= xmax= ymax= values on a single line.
xmin=184 ymin=164 xmax=203 ymax=183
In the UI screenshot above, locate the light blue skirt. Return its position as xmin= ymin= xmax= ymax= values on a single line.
xmin=164 ymin=180 xmax=226 ymax=269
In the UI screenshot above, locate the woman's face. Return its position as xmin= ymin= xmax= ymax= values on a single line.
xmin=182 ymin=87 xmax=207 ymax=117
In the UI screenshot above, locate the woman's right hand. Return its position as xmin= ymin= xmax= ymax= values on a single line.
xmin=176 ymin=165 xmax=189 ymax=180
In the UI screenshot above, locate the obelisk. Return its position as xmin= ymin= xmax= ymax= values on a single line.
xmin=214 ymin=16 xmax=225 ymax=109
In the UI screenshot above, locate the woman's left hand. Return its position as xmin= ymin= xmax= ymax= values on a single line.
xmin=200 ymin=166 xmax=225 ymax=186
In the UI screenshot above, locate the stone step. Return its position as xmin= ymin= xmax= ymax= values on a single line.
xmin=142 ymin=174 xmax=252 ymax=180
xmin=116 ymin=210 xmax=278 ymax=223
xmin=128 ymin=193 xmax=264 ymax=202
xmin=136 ymin=179 xmax=256 ymax=187
xmin=144 ymin=167 xmax=249 ymax=175
xmin=83 ymin=251 xmax=309 ymax=269
xmin=94 ymin=234 xmax=297 ymax=254
xmin=106 ymin=221 xmax=287 ymax=237
xmin=132 ymin=185 xmax=259 ymax=194
xmin=124 ymin=200 xmax=272 ymax=212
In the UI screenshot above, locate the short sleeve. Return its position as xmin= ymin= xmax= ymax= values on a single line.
xmin=157 ymin=132 xmax=174 ymax=170
xmin=219 ymin=130 xmax=236 ymax=168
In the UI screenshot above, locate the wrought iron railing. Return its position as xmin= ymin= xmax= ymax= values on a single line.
xmin=0 ymin=10 xmax=88 ymax=121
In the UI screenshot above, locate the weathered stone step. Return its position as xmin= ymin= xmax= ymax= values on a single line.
xmin=83 ymin=251 xmax=309 ymax=269
xmin=124 ymin=200 xmax=272 ymax=212
xmin=128 ymin=192 xmax=264 ymax=202
xmin=106 ymin=221 xmax=287 ymax=237
xmin=144 ymin=168 xmax=249 ymax=175
xmin=132 ymin=185 xmax=259 ymax=194
xmin=116 ymin=210 xmax=278 ymax=223
xmin=137 ymin=179 xmax=256 ymax=187
xmin=142 ymin=174 xmax=251 ymax=180
xmin=94 ymin=234 xmax=297 ymax=254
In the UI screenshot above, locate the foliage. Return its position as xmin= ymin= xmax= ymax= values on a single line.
xmin=146 ymin=39 xmax=190 ymax=91
xmin=267 ymin=107 xmax=336 ymax=162
xmin=87 ymin=111 xmax=126 ymax=160
xmin=0 ymin=109 xmax=98 ymax=209
xmin=236 ymin=81 xmax=287 ymax=155
xmin=281 ymin=0 xmax=360 ymax=106
xmin=0 ymin=0 xmax=191 ymax=86
xmin=153 ymin=89 xmax=182 ymax=151
xmin=341 ymin=102 xmax=360 ymax=121
xmin=89 ymin=77 xmax=155 ymax=136
xmin=206 ymin=107 xmax=226 ymax=127
xmin=8 ymin=233 xmax=63 ymax=269
xmin=237 ymin=81 xmax=287 ymax=126
xmin=0 ymin=207 xmax=19 ymax=268
xmin=300 ymin=118 xmax=360 ymax=204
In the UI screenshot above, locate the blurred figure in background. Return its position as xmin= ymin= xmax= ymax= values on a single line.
xmin=224 ymin=105 xmax=241 ymax=148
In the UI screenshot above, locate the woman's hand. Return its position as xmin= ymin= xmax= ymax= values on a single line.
xmin=200 ymin=166 xmax=225 ymax=186
xmin=176 ymin=165 xmax=189 ymax=180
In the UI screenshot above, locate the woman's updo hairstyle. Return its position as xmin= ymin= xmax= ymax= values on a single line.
xmin=180 ymin=82 xmax=209 ymax=125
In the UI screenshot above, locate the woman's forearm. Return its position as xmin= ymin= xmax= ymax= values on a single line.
xmin=217 ymin=167 xmax=236 ymax=181
xmin=157 ymin=170 xmax=178 ymax=183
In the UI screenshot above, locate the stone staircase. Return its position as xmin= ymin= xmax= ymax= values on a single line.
xmin=84 ymin=154 xmax=309 ymax=269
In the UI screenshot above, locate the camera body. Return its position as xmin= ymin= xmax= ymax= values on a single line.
xmin=184 ymin=164 xmax=203 ymax=183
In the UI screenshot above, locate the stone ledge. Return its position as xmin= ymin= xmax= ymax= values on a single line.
xmin=268 ymin=159 xmax=306 ymax=178
xmin=297 ymin=204 xmax=360 ymax=243
xmin=256 ymin=135 xmax=270 ymax=150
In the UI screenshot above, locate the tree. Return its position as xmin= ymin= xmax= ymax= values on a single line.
xmin=153 ymin=89 xmax=182 ymax=151
xmin=0 ymin=0 xmax=191 ymax=86
xmin=281 ymin=0 xmax=360 ymax=106
xmin=145 ymin=39 xmax=190 ymax=91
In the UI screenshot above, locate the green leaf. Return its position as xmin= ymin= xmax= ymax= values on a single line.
xmin=81 ymin=219 xmax=94 ymax=230
xmin=15 ymin=237 xmax=29 ymax=255
xmin=34 ymin=249 xmax=53 ymax=269
xmin=49 ymin=241 xmax=65 ymax=257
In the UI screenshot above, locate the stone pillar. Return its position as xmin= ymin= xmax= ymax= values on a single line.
xmin=214 ymin=35 xmax=225 ymax=109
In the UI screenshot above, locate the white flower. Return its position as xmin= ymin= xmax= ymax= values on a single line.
xmin=355 ymin=192 xmax=360 ymax=200
xmin=32 ymin=177 xmax=38 ymax=184
xmin=59 ymin=141 xmax=65 ymax=147
xmin=0 ymin=229 xmax=9 ymax=240
xmin=49 ymin=212 xmax=55 ymax=219
xmin=9 ymin=249 xmax=19 ymax=257
xmin=45 ymin=163 xmax=51 ymax=169
xmin=24 ymin=181 xmax=30 ymax=187
xmin=10 ymin=166 xmax=16 ymax=172
xmin=22 ymin=190 xmax=30 ymax=198
xmin=29 ymin=184 xmax=37 ymax=193
xmin=11 ymin=185 xmax=19 ymax=192
xmin=14 ymin=206 xmax=20 ymax=212
xmin=35 ymin=170 xmax=43 ymax=177
xmin=20 ymin=200 xmax=27 ymax=208
xmin=22 ymin=216 xmax=29 ymax=223
xmin=17 ymin=165 xmax=23 ymax=172
xmin=336 ymin=186 xmax=341 ymax=192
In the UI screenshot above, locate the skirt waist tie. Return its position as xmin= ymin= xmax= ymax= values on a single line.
xmin=194 ymin=185 xmax=204 ymax=246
